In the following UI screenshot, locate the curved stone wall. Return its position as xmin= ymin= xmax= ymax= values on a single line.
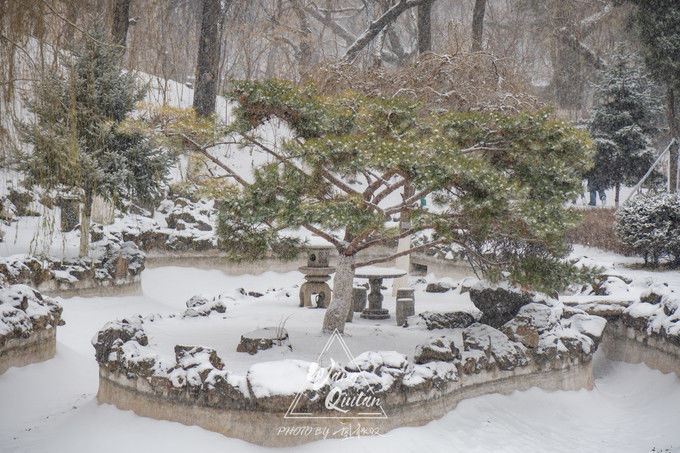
xmin=95 ymin=321 xmax=680 ymax=447
xmin=89 ymin=272 xmax=680 ymax=447
xmin=97 ymin=360 xmax=593 ymax=447
xmin=0 ymin=328 xmax=56 ymax=375
xmin=93 ymin=292 xmax=604 ymax=447
xmin=0 ymin=285 xmax=63 ymax=374
xmin=600 ymin=319 xmax=680 ymax=377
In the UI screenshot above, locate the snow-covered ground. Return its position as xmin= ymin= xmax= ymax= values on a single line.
xmin=1 ymin=264 xmax=679 ymax=452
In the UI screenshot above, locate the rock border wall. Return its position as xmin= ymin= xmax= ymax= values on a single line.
xmin=600 ymin=318 xmax=680 ymax=377
xmin=93 ymin=292 xmax=604 ymax=447
xmin=97 ymin=359 xmax=592 ymax=447
xmin=0 ymin=285 xmax=63 ymax=375
xmin=0 ymin=328 xmax=56 ymax=375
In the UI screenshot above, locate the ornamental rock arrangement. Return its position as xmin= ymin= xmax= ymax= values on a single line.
xmin=0 ymin=284 xmax=64 ymax=374
xmin=95 ymin=197 xmax=218 ymax=253
xmin=92 ymin=281 xmax=607 ymax=446
xmin=0 ymin=237 xmax=144 ymax=294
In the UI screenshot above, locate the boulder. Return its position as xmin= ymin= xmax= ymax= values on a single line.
xmin=501 ymin=303 xmax=561 ymax=348
xmin=409 ymin=311 xmax=475 ymax=330
xmin=469 ymin=284 xmax=534 ymax=328
xmin=7 ymin=187 xmax=34 ymax=216
xmin=501 ymin=318 xmax=539 ymax=348
xmin=183 ymin=295 xmax=228 ymax=317
xmin=463 ymin=323 xmax=528 ymax=371
xmin=0 ymin=198 xmax=16 ymax=221
xmin=425 ymin=282 xmax=451 ymax=293
xmin=237 ymin=327 xmax=291 ymax=355
xmin=414 ymin=336 xmax=460 ymax=364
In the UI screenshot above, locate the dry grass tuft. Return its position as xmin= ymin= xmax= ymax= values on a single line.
xmin=567 ymin=208 xmax=630 ymax=255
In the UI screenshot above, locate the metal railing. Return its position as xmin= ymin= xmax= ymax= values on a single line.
xmin=624 ymin=138 xmax=678 ymax=204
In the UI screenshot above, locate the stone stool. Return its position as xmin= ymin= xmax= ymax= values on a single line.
xmin=352 ymin=286 xmax=367 ymax=312
xmin=395 ymin=288 xmax=415 ymax=326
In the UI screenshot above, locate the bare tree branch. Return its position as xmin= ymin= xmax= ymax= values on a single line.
xmin=304 ymin=5 xmax=356 ymax=46
xmin=344 ymin=0 xmax=424 ymax=61
xmin=554 ymin=27 xmax=606 ymax=70
xmin=354 ymin=239 xmax=445 ymax=268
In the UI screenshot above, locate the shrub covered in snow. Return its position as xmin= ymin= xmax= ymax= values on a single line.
xmin=614 ymin=193 xmax=680 ymax=265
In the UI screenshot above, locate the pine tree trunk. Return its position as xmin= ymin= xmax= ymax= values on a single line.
xmin=615 ymin=183 xmax=620 ymax=207
xmin=79 ymin=192 xmax=93 ymax=258
xmin=322 ymin=254 xmax=355 ymax=334
xmin=111 ymin=0 xmax=131 ymax=49
xmin=193 ymin=0 xmax=222 ymax=117
xmin=471 ymin=0 xmax=486 ymax=52
xmin=417 ymin=0 xmax=434 ymax=54
xmin=667 ymin=86 xmax=679 ymax=193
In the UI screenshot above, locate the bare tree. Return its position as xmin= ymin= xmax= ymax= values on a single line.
xmin=344 ymin=0 xmax=423 ymax=61
xmin=668 ymin=88 xmax=679 ymax=192
xmin=111 ymin=0 xmax=131 ymax=48
xmin=193 ymin=0 xmax=224 ymax=117
xmin=417 ymin=0 xmax=434 ymax=53
xmin=471 ymin=0 xmax=486 ymax=51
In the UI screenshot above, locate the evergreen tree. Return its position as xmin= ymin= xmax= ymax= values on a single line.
xmin=587 ymin=51 xmax=661 ymax=205
xmin=144 ymin=80 xmax=594 ymax=334
xmin=630 ymin=0 xmax=680 ymax=191
xmin=19 ymin=30 xmax=173 ymax=257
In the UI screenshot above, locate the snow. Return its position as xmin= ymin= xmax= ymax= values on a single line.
xmin=626 ymin=302 xmax=661 ymax=319
xmin=247 ymin=359 xmax=314 ymax=398
xmin=0 ymin=266 xmax=679 ymax=451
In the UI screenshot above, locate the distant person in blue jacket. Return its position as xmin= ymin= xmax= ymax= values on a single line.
xmin=587 ymin=180 xmax=606 ymax=206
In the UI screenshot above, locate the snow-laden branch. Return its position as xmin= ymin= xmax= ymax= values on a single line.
xmin=343 ymin=0 xmax=425 ymax=61
xmin=554 ymin=27 xmax=606 ymax=70
xmin=304 ymin=5 xmax=356 ymax=46
xmin=579 ymin=3 xmax=613 ymax=36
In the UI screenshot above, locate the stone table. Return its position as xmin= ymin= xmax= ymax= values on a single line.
xmin=355 ymin=267 xmax=407 ymax=320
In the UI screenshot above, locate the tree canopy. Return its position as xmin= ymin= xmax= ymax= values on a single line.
xmin=586 ymin=51 xmax=661 ymax=202
xmin=19 ymin=29 xmax=174 ymax=256
xmin=141 ymin=79 xmax=594 ymax=332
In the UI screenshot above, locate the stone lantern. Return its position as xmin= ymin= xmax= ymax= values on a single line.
xmin=298 ymin=246 xmax=335 ymax=308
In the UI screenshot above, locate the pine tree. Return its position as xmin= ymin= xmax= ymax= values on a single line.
xmin=19 ymin=29 xmax=173 ymax=257
xmin=144 ymin=80 xmax=594 ymax=334
xmin=630 ymin=0 xmax=680 ymax=191
xmin=586 ymin=51 xmax=661 ymax=205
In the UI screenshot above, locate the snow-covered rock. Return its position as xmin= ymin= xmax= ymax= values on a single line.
xmin=0 ymin=284 xmax=63 ymax=348
xmin=407 ymin=311 xmax=475 ymax=330
xmin=0 ymin=235 xmax=145 ymax=293
xmin=414 ymin=336 xmax=460 ymax=364
xmin=236 ymin=327 xmax=290 ymax=355
xmin=468 ymin=281 xmax=535 ymax=328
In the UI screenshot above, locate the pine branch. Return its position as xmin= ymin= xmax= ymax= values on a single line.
xmin=353 ymin=239 xmax=445 ymax=268
xmin=352 ymin=225 xmax=434 ymax=254
xmin=384 ymin=189 xmax=432 ymax=216
xmin=302 ymin=223 xmax=343 ymax=249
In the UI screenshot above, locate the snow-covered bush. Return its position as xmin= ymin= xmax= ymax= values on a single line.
xmin=614 ymin=193 xmax=680 ymax=265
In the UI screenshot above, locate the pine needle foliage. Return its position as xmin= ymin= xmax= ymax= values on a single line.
xmin=145 ymin=79 xmax=595 ymax=292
